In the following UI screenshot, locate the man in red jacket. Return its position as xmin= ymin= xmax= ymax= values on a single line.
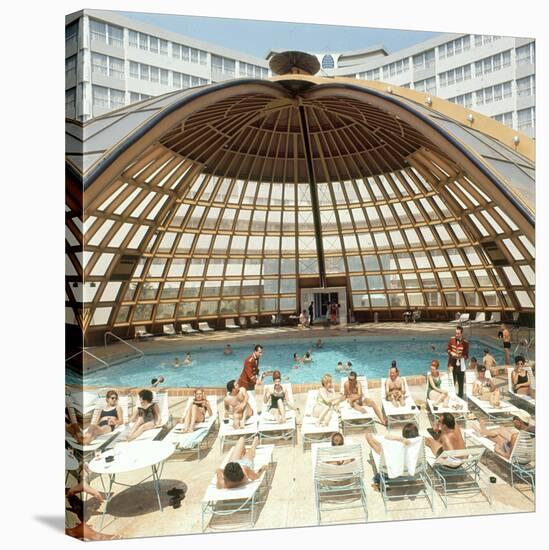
xmin=447 ymin=326 xmax=469 ymax=398
xmin=238 ymin=345 xmax=264 ymax=391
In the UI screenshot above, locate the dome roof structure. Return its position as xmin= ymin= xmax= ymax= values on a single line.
xmin=65 ymin=73 xmax=535 ymax=341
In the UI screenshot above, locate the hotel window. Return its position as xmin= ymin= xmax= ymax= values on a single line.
xmin=516 ymin=42 xmax=535 ymax=65
xmin=173 ymin=43 xmax=208 ymax=65
xmin=516 ymin=75 xmax=535 ymax=97
xmin=474 ymin=50 xmax=511 ymax=76
xmin=413 ymin=77 xmax=436 ymax=94
xmin=321 ymin=54 xmax=335 ymax=69
xmin=130 ymin=92 xmax=152 ymax=103
xmin=517 ymin=107 xmax=535 ymax=130
xmin=358 ymin=68 xmax=380 ymax=80
xmin=438 ymin=64 xmax=471 ymax=87
xmin=65 ymin=21 xmax=78 ymax=49
xmin=90 ymin=19 xmax=123 ymax=48
xmin=65 ymin=55 xmax=77 ymax=81
xmin=211 ymin=54 xmax=236 ymax=74
xmin=413 ymin=49 xmax=435 ymax=70
xmin=92 ymin=86 xmax=125 ymax=109
xmin=239 ymin=62 xmax=268 ymax=78
xmin=382 ymin=58 xmax=409 ymax=78
xmin=438 ymin=36 xmax=471 ymax=59
xmin=65 ymin=88 xmax=76 ymax=119
xmin=492 ymin=112 xmax=513 ymax=128
xmin=449 ymin=93 xmax=473 ymax=108
xmin=475 ymin=81 xmax=512 ymax=105
xmin=91 ymin=53 xmax=124 ymax=79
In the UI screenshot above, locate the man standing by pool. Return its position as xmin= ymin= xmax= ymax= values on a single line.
xmin=447 ymin=326 xmax=469 ymax=399
xmin=238 ymin=345 xmax=270 ymax=392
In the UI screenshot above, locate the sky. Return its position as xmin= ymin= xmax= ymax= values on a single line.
xmin=120 ymin=11 xmax=442 ymax=60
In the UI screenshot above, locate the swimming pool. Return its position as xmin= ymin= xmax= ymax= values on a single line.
xmin=69 ymin=335 xmax=502 ymax=388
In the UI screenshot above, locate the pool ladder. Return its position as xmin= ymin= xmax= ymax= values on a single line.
xmin=104 ymin=331 xmax=144 ymax=360
xmin=65 ymin=348 xmax=110 ymax=369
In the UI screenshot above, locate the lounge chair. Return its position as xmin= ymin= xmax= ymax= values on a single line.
xmin=121 ymin=391 xmax=171 ymax=442
xmin=507 ymin=367 xmax=536 ymax=408
xmin=65 ymin=394 xmax=130 ymax=455
xmin=201 ymin=443 xmax=274 ymax=532
xmin=449 ymin=313 xmax=470 ymax=325
xmin=238 ymin=316 xmax=248 ymax=328
xmin=301 ymin=390 xmax=340 ymax=450
xmin=312 ymin=441 xmax=368 ymax=524
xmin=218 ymin=391 xmax=259 ymax=452
xmin=181 ymin=323 xmax=198 ymax=334
xmin=165 ymin=395 xmax=218 ymax=459
xmin=483 ymin=312 xmax=501 ymax=325
xmin=426 ymin=372 xmax=468 ymax=421
xmin=163 ymin=323 xmax=178 ymax=336
xmin=422 ymin=440 xmax=488 ymax=508
xmin=470 ymin=312 xmax=486 ymax=324
xmin=339 ymin=376 xmax=376 ymax=432
xmin=135 ymin=326 xmax=153 ymax=338
xmin=198 ymin=321 xmax=214 ymax=332
xmin=464 ymin=427 xmax=535 ymax=494
xmin=465 ymin=370 xmax=520 ymax=421
xmin=370 ymin=435 xmax=434 ymax=511
xmin=380 ymin=377 xmax=419 ymax=428
xmin=258 ymin=383 xmax=297 ymax=445
xmin=249 ymin=315 xmax=260 ymax=327
xmin=224 ymin=318 xmax=240 ymax=330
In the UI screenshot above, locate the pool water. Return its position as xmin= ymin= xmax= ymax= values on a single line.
xmin=69 ymin=335 xmax=502 ymax=388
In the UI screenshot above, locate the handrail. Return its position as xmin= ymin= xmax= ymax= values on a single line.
xmin=104 ymin=331 xmax=144 ymax=357
xmin=65 ymin=349 xmax=110 ymax=369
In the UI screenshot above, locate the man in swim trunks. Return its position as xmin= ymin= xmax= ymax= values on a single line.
xmin=224 ymin=379 xmax=253 ymax=429
xmin=447 ymin=326 xmax=469 ymax=399
xmin=343 ymin=371 xmax=386 ymax=425
xmin=385 ymin=365 xmax=406 ymax=407
xmin=215 ymin=436 xmax=268 ymax=489
xmin=424 ymin=413 xmax=465 ymax=461
xmin=501 ymin=323 xmax=511 ymax=366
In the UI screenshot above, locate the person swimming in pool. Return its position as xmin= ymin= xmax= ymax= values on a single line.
xmin=172 ymin=357 xmax=181 ymax=368
xmin=183 ymin=353 xmax=193 ymax=366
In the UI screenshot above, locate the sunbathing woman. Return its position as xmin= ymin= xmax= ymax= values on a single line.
xmin=263 ymin=370 xmax=293 ymax=423
xmin=472 ymin=365 xmax=500 ymax=407
xmin=182 ymin=388 xmax=212 ymax=432
xmin=343 ymin=370 xmax=386 ymax=425
xmin=215 ymin=436 xmax=268 ymax=489
xmin=126 ymin=389 xmax=160 ymax=441
xmin=65 ymin=398 xmax=84 ymax=444
xmin=82 ymin=390 xmax=124 ymax=444
xmin=313 ymin=374 xmax=344 ymax=427
xmin=512 ymin=356 xmax=535 ymax=398
xmin=426 ymin=360 xmax=450 ymax=406
xmin=424 ymin=413 xmax=465 ymax=464
xmin=385 ymin=365 xmax=406 ymax=407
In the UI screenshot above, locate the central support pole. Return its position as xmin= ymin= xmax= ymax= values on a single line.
xmin=298 ymin=103 xmax=326 ymax=288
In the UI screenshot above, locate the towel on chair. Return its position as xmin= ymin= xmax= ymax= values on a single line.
xmin=379 ymin=436 xmax=423 ymax=478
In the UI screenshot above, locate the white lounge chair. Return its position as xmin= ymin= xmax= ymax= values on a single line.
xmin=470 ymin=312 xmax=486 ymax=324
xmin=301 ymin=390 xmax=340 ymax=450
xmin=465 ymin=370 xmax=520 ymax=420
xmin=135 ymin=326 xmax=153 ymax=338
xmin=65 ymin=394 xmax=130 ymax=454
xmin=249 ymin=315 xmax=260 ymax=327
xmin=507 ymin=367 xmax=536 ymax=407
xmin=483 ymin=312 xmax=501 ymax=325
xmin=423 ymin=441 xmax=488 ymax=508
xmin=224 ymin=318 xmax=240 ymax=330
xmin=218 ymin=391 xmax=259 ymax=451
xmin=464 ymin=427 xmax=535 ymax=494
xmin=121 ymin=391 xmax=171 ymax=443
xmin=449 ymin=313 xmax=470 ymax=325
xmin=198 ymin=321 xmax=214 ymax=332
xmin=181 ymin=323 xmax=198 ymax=334
xmin=380 ymin=377 xmax=419 ymax=428
xmin=165 ymin=395 xmax=218 ymax=459
xmin=163 ymin=323 xmax=178 ymax=336
xmin=370 ymin=435 xmax=434 ymax=511
xmin=426 ymin=372 xmax=468 ymax=421
xmin=339 ymin=376 xmax=376 ymax=432
xmin=258 ymin=383 xmax=297 ymax=445
xmin=238 ymin=316 xmax=248 ymax=328
xmin=201 ymin=443 xmax=274 ymax=532
xmin=312 ymin=441 xmax=368 ymax=524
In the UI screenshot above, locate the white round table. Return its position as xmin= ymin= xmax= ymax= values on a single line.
xmin=89 ymin=440 xmax=175 ymax=527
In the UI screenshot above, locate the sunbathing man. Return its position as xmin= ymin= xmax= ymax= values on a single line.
xmin=385 ymin=365 xmax=406 ymax=407
xmin=262 ymin=370 xmax=293 ymax=423
xmin=215 ymin=436 xmax=268 ymax=489
xmin=425 ymin=413 xmax=465 ymax=462
xmin=126 ymin=389 xmax=160 ymax=441
xmin=82 ymin=390 xmax=124 ymax=445
xmin=224 ymin=379 xmax=253 ymax=429
xmin=182 ymin=388 xmax=212 ymax=432
xmin=470 ymin=410 xmax=532 ymax=460
xmin=472 ymin=365 xmax=501 ymax=407
xmin=343 ymin=370 xmax=386 ymax=425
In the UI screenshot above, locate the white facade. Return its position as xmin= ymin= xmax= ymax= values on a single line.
xmin=319 ymin=33 xmax=535 ymax=138
xmin=65 ymin=9 xmax=271 ymax=121
xmin=65 ymin=12 xmax=534 ymax=138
